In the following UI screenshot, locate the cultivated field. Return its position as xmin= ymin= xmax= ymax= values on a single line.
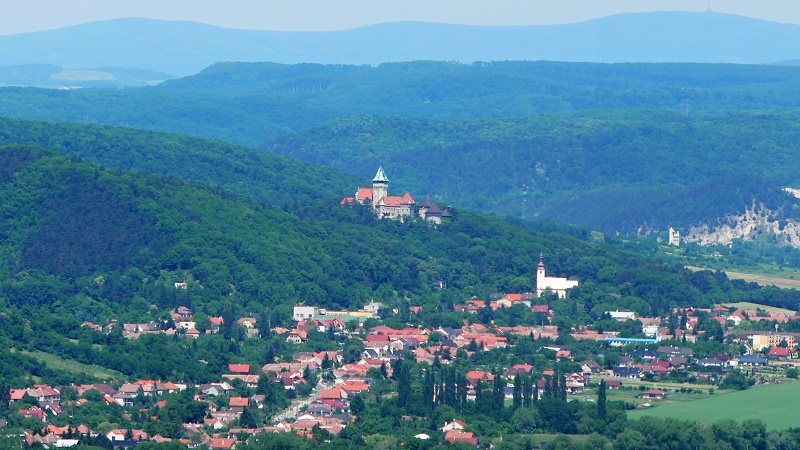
xmin=687 ymin=265 xmax=800 ymax=290
xmin=722 ymin=270 xmax=800 ymax=291
xmin=627 ymin=380 xmax=800 ymax=430
xmin=17 ymin=349 xmax=125 ymax=381
xmin=720 ymin=302 xmax=797 ymax=315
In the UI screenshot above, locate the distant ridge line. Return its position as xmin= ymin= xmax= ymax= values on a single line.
xmin=1 ymin=12 xmax=800 ymax=76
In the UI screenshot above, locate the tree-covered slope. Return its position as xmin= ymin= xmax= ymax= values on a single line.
xmin=4 ymin=144 xmax=793 ymax=322
xmin=264 ymin=111 xmax=800 ymax=234
xmin=0 ymin=145 xmax=598 ymax=316
xmin=4 ymin=61 xmax=800 ymax=146
xmin=0 ymin=117 xmax=359 ymax=209
xmin=3 ymin=144 xmax=800 ymax=385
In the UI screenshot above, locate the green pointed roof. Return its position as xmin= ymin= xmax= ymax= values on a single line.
xmin=372 ymin=166 xmax=389 ymax=183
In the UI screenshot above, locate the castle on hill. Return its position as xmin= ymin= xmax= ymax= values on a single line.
xmin=341 ymin=166 xmax=451 ymax=223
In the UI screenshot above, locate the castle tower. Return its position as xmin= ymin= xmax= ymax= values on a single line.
xmin=668 ymin=227 xmax=681 ymax=246
xmin=372 ymin=166 xmax=389 ymax=208
xmin=536 ymin=252 xmax=546 ymax=293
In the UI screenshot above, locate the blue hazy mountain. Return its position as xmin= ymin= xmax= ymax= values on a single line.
xmin=1 ymin=11 xmax=800 ymax=77
xmin=0 ymin=64 xmax=174 ymax=88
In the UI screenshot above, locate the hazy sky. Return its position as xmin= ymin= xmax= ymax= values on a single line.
xmin=3 ymin=0 xmax=800 ymax=35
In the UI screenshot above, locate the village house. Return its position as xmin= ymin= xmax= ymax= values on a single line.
xmin=445 ymin=430 xmax=479 ymax=446
xmin=641 ymin=389 xmax=668 ymax=400
xmin=607 ymin=311 xmax=636 ymax=321
xmin=565 ymin=373 xmax=588 ymax=394
xmin=441 ymin=419 xmax=468 ymax=432
xmin=228 ymin=364 xmax=251 ymax=374
xmin=286 ymin=329 xmax=308 ymax=344
xmin=769 ymin=346 xmax=794 ymax=359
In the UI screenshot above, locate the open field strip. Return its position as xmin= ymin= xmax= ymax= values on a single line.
xmin=687 ymin=265 xmax=800 ymax=290
xmin=627 ymin=380 xmax=800 ymax=430
xmin=720 ymin=302 xmax=797 ymax=315
xmin=15 ymin=349 xmax=125 ymax=380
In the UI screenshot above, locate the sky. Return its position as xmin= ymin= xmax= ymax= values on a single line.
xmin=3 ymin=0 xmax=800 ymax=35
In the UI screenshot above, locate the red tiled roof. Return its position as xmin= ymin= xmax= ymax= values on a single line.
xmin=320 ymin=389 xmax=342 ymax=399
xmin=228 ymin=364 xmax=251 ymax=374
xmin=377 ymin=196 xmax=406 ymax=207
xmin=445 ymin=430 xmax=478 ymax=445
xmin=210 ymin=438 xmax=235 ymax=449
xmin=769 ymin=347 xmax=791 ymax=357
xmin=356 ymin=188 xmax=373 ymax=201
xmin=229 ymin=397 xmax=249 ymax=408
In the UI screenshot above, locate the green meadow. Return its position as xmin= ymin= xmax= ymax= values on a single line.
xmin=627 ymin=381 xmax=800 ymax=430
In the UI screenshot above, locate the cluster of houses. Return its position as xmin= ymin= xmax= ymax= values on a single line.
xmin=7 ymin=356 xmax=369 ymax=449
xmin=12 ymin=278 xmax=800 ymax=449
xmin=601 ymin=306 xmax=800 ymax=358
xmin=82 ymin=307 xmax=240 ymax=340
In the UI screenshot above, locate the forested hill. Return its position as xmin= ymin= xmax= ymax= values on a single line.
xmin=4 ymin=141 xmax=800 ymax=387
xmin=3 ymin=12 xmax=800 ymax=76
xmin=264 ymin=111 xmax=800 ymax=234
xmin=4 ymin=61 xmax=800 ymax=146
xmin=0 ymin=118 xmax=359 ymax=209
xmin=1 ymin=144 xmax=797 ymax=325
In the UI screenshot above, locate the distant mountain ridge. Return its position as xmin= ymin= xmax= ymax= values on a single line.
xmin=4 ymin=60 xmax=800 ymax=146
xmin=2 ymin=12 xmax=800 ymax=77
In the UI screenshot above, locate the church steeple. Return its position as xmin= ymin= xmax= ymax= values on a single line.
xmin=536 ymin=252 xmax=546 ymax=294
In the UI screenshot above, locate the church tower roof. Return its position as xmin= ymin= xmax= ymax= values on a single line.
xmin=372 ymin=166 xmax=389 ymax=183
xmin=538 ymin=252 xmax=545 ymax=268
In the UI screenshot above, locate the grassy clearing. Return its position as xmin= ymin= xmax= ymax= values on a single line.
xmin=720 ymin=302 xmax=797 ymax=315
xmin=572 ymin=380 xmax=715 ymax=407
xmin=722 ymin=270 xmax=800 ymax=290
xmin=687 ymin=265 xmax=800 ymax=290
xmin=17 ymin=349 xmax=125 ymax=381
xmin=527 ymin=434 xmax=590 ymax=447
xmin=627 ymin=380 xmax=800 ymax=430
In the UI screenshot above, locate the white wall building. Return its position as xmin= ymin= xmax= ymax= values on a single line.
xmin=536 ymin=253 xmax=579 ymax=298
xmin=293 ymin=306 xmax=318 ymax=322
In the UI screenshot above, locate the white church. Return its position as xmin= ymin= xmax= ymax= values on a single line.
xmin=536 ymin=253 xmax=579 ymax=298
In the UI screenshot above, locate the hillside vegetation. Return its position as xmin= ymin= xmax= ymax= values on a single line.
xmin=265 ymin=111 xmax=800 ymax=233
xmin=0 ymin=144 xmax=799 ymax=384
xmin=4 ymin=61 xmax=800 ymax=145
xmin=0 ymin=118 xmax=359 ymax=209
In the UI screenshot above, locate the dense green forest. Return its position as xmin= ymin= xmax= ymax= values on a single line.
xmin=0 ymin=144 xmax=799 ymax=384
xmin=265 ymin=111 xmax=800 ymax=233
xmin=5 ymin=61 xmax=800 ymax=238
xmin=0 ymin=117 xmax=359 ymax=209
xmin=3 ymin=61 xmax=800 ymax=146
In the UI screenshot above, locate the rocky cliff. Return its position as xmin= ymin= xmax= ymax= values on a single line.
xmin=684 ymin=200 xmax=800 ymax=248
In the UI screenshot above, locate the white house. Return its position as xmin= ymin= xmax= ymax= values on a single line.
xmin=608 ymin=311 xmax=637 ymax=321
xmin=441 ymin=419 xmax=468 ymax=432
xmin=293 ymin=306 xmax=318 ymax=322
